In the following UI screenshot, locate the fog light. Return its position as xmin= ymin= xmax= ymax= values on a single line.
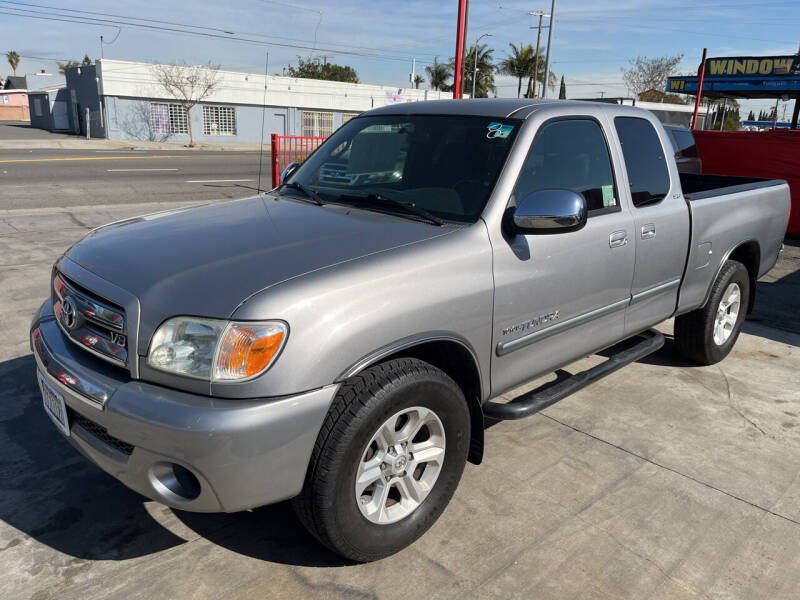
xmin=148 ymin=462 xmax=201 ymax=502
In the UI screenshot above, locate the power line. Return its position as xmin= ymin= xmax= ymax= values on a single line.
xmin=0 ymin=1 xmax=442 ymax=60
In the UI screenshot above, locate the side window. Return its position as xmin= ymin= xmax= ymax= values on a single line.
xmin=512 ymin=119 xmax=618 ymax=214
xmin=614 ymin=117 xmax=671 ymax=207
xmin=673 ymin=129 xmax=698 ymax=158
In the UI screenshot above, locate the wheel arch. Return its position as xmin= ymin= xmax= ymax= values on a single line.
xmin=703 ymin=239 xmax=760 ymax=314
xmin=338 ymin=334 xmax=485 ymax=465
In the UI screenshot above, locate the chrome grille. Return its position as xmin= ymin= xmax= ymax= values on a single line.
xmin=52 ymin=272 xmax=129 ymax=368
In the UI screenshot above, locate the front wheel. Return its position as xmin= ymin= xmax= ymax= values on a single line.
xmin=293 ymin=358 xmax=470 ymax=562
xmin=674 ymin=259 xmax=750 ymax=365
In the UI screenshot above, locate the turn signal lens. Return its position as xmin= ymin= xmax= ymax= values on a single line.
xmin=213 ymin=322 xmax=286 ymax=380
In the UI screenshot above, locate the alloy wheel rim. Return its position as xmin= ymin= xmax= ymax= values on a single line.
xmin=355 ymin=406 xmax=446 ymax=525
xmin=713 ymin=282 xmax=741 ymax=345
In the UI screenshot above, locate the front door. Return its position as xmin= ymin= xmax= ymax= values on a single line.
xmin=490 ymin=117 xmax=635 ymax=396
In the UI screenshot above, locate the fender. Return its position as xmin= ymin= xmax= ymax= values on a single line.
xmin=699 ymin=238 xmax=759 ymax=310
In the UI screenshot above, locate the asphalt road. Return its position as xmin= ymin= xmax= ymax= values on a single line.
xmin=0 ymin=148 xmax=270 ymax=209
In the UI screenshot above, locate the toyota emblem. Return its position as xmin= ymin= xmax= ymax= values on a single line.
xmin=62 ymin=296 xmax=78 ymax=330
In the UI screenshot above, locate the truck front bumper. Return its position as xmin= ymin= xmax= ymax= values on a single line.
xmin=30 ymin=304 xmax=338 ymax=513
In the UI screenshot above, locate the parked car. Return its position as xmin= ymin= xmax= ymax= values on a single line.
xmin=664 ymin=124 xmax=703 ymax=174
xmin=31 ymin=99 xmax=790 ymax=562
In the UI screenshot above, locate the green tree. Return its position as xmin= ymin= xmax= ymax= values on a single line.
xmin=413 ymin=74 xmax=424 ymax=89
xmin=82 ymin=54 xmax=92 ymax=66
xmin=558 ymin=75 xmax=566 ymax=99
xmin=461 ymin=43 xmax=496 ymax=98
xmin=498 ymin=42 xmax=534 ymax=99
xmin=747 ymin=110 xmax=755 ymax=121
xmin=287 ymin=56 xmax=359 ymax=83
xmin=5 ymin=50 xmax=20 ymax=75
xmin=523 ymin=46 xmax=556 ymax=98
xmin=638 ymin=90 xmax=686 ymax=104
xmin=425 ymin=58 xmax=451 ymax=92
xmin=56 ymin=60 xmax=81 ymax=75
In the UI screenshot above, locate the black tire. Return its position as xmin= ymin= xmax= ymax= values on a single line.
xmin=674 ymin=259 xmax=750 ymax=365
xmin=292 ymin=358 xmax=470 ymax=562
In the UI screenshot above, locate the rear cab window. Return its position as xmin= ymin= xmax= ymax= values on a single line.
xmin=511 ymin=118 xmax=620 ymax=216
xmin=614 ymin=117 xmax=671 ymax=207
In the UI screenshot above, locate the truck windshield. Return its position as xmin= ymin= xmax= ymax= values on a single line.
xmin=285 ymin=115 xmax=520 ymax=223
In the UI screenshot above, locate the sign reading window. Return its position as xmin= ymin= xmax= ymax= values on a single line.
xmin=203 ymin=105 xmax=236 ymax=136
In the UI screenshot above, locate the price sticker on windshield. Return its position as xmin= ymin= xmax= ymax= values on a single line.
xmin=486 ymin=122 xmax=515 ymax=139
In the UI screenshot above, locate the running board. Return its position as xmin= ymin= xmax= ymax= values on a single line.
xmin=483 ymin=329 xmax=665 ymax=421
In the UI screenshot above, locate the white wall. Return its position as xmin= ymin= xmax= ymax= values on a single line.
xmin=97 ymin=59 xmax=449 ymax=112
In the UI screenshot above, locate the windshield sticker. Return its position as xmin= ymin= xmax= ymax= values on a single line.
xmin=486 ymin=122 xmax=515 ymax=139
xmin=602 ymin=185 xmax=616 ymax=207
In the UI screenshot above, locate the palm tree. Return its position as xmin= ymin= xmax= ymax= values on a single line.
xmin=413 ymin=74 xmax=424 ymax=89
xmin=498 ymin=43 xmax=533 ymax=98
xmin=524 ymin=48 xmax=558 ymax=98
xmin=425 ymin=58 xmax=451 ymax=92
xmin=6 ymin=50 xmax=20 ymax=76
xmin=462 ymin=43 xmax=496 ymax=98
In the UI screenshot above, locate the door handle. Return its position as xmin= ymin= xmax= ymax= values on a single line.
xmin=641 ymin=223 xmax=656 ymax=239
xmin=609 ymin=230 xmax=628 ymax=248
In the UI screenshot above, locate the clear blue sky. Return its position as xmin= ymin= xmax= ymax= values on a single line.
xmin=2 ymin=0 xmax=799 ymax=118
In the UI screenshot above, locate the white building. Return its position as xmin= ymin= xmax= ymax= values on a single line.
xmin=35 ymin=59 xmax=450 ymax=142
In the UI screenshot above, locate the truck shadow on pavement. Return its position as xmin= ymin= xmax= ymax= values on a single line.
xmin=0 ymin=354 xmax=347 ymax=567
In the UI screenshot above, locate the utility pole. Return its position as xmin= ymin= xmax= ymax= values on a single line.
xmin=410 ymin=58 xmax=416 ymax=86
xmin=529 ymin=10 xmax=550 ymax=98
xmin=541 ymin=0 xmax=556 ymax=99
xmin=319 ymin=55 xmax=333 ymax=66
xmin=718 ymin=98 xmax=727 ymax=130
xmin=99 ymin=35 xmax=104 ymax=60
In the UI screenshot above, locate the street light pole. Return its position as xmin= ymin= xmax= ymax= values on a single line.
xmin=542 ymin=0 xmax=556 ymax=99
xmin=472 ymin=32 xmax=493 ymax=99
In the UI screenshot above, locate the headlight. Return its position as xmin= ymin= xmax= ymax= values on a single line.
xmin=147 ymin=317 xmax=287 ymax=381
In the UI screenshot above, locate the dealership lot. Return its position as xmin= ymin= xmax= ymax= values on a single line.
xmin=0 ymin=195 xmax=798 ymax=599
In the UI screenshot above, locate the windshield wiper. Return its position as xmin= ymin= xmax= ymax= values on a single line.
xmin=279 ymin=182 xmax=325 ymax=206
xmin=338 ymin=193 xmax=443 ymax=226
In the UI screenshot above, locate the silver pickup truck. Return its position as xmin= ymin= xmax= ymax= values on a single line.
xmin=30 ymin=99 xmax=789 ymax=562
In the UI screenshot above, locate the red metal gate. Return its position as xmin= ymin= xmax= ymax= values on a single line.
xmin=270 ymin=134 xmax=327 ymax=188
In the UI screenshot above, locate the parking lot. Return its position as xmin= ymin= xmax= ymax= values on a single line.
xmin=1 ymin=190 xmax=799 ymax=598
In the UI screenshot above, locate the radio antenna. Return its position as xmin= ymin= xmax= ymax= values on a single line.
xmin=257 ymin=51 xmax=270 ymax=193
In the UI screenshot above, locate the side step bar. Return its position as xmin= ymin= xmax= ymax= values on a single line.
xmin=483 ymin=329 xmax=665 ymax=421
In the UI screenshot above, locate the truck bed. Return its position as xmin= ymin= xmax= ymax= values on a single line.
xmin=677 ymin=173 xmax=790 ymax=314
xmin=680 ymin=173 xmax=785 ymax=201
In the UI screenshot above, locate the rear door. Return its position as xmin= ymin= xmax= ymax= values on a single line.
xmin=490 ymin=117 xmax=636 ymax=395
xmin=611 ymin=116 xmax=690 ymax=335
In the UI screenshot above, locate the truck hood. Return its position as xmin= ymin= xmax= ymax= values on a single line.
xmin=65 ymin=195 xmax=451 ymax=353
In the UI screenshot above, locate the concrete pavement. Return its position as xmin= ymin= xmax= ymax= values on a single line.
xmin=0 ymin=200 xmax=799 ymax=599
xmin=0 ymin=121 xmax=264 ymax=152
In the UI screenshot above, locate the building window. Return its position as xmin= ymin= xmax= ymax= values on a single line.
xmin=342 ymin=112 xmax=358 ymax=125
xmin=202 ymin=105 xmax=236 ymax=136
xmin=150 ymin=102 xmax=188 ymax=135
xmin=302 ymin=110 xmax=334 ymax=137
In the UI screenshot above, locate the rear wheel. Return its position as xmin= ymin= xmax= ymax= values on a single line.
xmin=674 ymin=259 xmax=750 ymax=365
xmin=293 ymin=358 xmax=470 ymax=562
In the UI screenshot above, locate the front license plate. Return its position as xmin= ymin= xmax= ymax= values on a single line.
xmin=38 ymin=371 xmax=70 ymax=436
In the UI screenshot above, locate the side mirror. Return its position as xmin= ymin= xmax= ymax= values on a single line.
xmin=280 ymin=161 xmax=300 ymax=184
xmin=509 ymin=189 xmax=587 ymax=235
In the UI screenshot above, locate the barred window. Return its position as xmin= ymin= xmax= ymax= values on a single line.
xmin=302 ymin=110 xmax=334 ymax=137
xmin=150 ymin=102 xmax=187 ymax=134
xmin=203 ymin=105 xmax=236 ymax=136
xmin=341 ymin=112 xmax=359 ymax=125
